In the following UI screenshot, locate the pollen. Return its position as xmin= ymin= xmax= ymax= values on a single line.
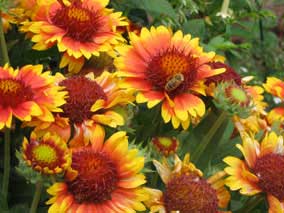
xmin=0 ymin=78 xmax=34 ymax=108
xmin=160 ymin=54 xmax=189 ymax=76
xmin=67 ymin=7 xmax=90 ymax=22
xmin=146 ymin=49 xmax=198 ymax=96
xmin=50 ymin=0 xmax=104 ymax=42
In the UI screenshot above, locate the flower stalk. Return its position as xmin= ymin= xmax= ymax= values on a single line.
xmin=191 ymin=110 xmax=227 ymax=163
xmin=0 ymin=10 xmax=10 ymax=65
xmin=29 ymin=180 xmax=43 ymax=213
xmin=1 ymin=128 xmax=11 ymax=209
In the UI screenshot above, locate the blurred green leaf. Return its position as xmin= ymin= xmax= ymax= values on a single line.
xmin=133 ymin=0 xmax=176 ymax=18
xmin=182 ymin=19 xmax=206 ymax=39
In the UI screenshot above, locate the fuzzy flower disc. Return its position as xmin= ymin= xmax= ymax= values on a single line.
xmin=254 ymin=153 xmax=284 ymax=200
xmin=59 ymin=76 xmax=107 ymax=124
xmin=164 ymin=174 xmax=218 ymax=212
xmin=67 ymin=147 xmax=118 ymax=203
xmin=51 ymin=0 xmax=103 ymax=42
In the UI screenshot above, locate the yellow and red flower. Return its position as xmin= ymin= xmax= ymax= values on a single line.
xmin=22 ymin=131 xmax=71 ymax=175
xmin=115 ymin=26 xmax=225 ymax=129
xmin=21 ymin=0 xmax=127 ymax=73
xmin=224 ymin=131 xmax=284 ymax=212
xmin=151 ymin=136 xmax=179 ymax=156
xmin=263 ymin=77 xmax=284 ymax=126
xmin=45 ymin=71 xmax=134 ymax=147
xmin=46 ymin=131 xmax=148 ymax=212
xmin=145 ymin=154 xmax=230 ymax=212
xmin=0 ymin=64 xmax=66 ymax=129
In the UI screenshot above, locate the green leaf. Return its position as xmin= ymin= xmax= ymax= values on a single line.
xmin=182 ymin=19 xmax=206 ymax=39
xmin=133 ymin=0 xmax=176 ymax=18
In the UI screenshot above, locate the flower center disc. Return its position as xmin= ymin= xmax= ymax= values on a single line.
xmin=59 ymin=76 xmax=107 ymax=124
xmin=33 ymin=145 xmax=57 ymax=164
xmin=225 ymin=85 xmax=249 ymax=107
xmin=254 ymin=153 xmax=284 ymax=200
xmin=164 ymin=174 xmax=218 ymax=213
xmin=146 ymin=50 xmax=197 ymax=96
xmin=50 ymin=1 xmax=105 ymax=42
xmin=67 ymin=148 xmax=118 ymax=204
xmin=0 ymin=78 xmax=33 ymax=108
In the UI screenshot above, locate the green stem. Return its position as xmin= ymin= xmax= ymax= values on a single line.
xmin=191 ymin=111 xmax=227 ymax=163
xmin=29 ymin=180 xmax=43 ymax=213
xmin=0 ymin=10 xmax=10 ymax=65
xmin=1 ymin=128 xmax=11 ymax=209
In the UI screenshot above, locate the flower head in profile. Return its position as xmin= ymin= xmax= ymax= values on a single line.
xmin=115 ymin=26 xmax=225 ymax=129
xmin=224 ymin=131 xmax=284 ymax=212
xmin=145 ymin=154 xmax=230 ymax=212
xmin=22 ymin=131 xmax=71 ymax=175
xmin=263 ymin=77 xmax=284 ymax=126
xmin=46 ymin=131 xmax=148 ymax=212
xmin=54 ymin=71 xmax=134 ymax=147
xmin=0 ymin=64 xmax=66 ymax=129
xmin=21 ymin=0 xmax=127 ymax=73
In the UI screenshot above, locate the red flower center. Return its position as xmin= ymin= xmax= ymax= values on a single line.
xmin=164 ymin=174 xmax=218 ymax=213
xmin=50 ymin=0 xmax=106 ymax=42
xmin=59 ymin=76 xmax=107 ymax=124
xmin=146 ymin=49 xmax=198 ymax=97
xmin=67 ymin=147 xmax=118 ymax=204
xmin=253 ymin=153 xmax=284 ymax=200
xmin=0 ymin=78 xmax=33 ymax=108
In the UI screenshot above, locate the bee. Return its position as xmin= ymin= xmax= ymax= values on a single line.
xmin=164 ymin=73 xmax=184 ymax=92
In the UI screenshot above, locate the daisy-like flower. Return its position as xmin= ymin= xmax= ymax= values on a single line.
xmin=46 ymin=131 xmax=148 ymax=212
xmin=21 ymin=0 xmax=127 ymax=73
xmin=263 ymin=77 xmax=284 ymax=126
xmin=0 ymin=64 xmax=66 ymax=129
xmin=115 ymin=26 xmax=225 ymax=129
xmin=145 ymin=154 xmax=231 ymax=212
xmin=152 ymin=136 xmax=179 ymax=157
xmin=224 ymin=131 xmax=284 ymax=212
xmin=57 ymin=71 xmax=134 ymax=147
xmin=22 ymin=131 xmax=71 ymax=175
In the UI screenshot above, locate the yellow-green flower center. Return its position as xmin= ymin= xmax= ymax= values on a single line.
xmin=230 ymin=87 xmax=247 ymax=103
xmin=32 ymin=145 xmax=57 ymax=164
